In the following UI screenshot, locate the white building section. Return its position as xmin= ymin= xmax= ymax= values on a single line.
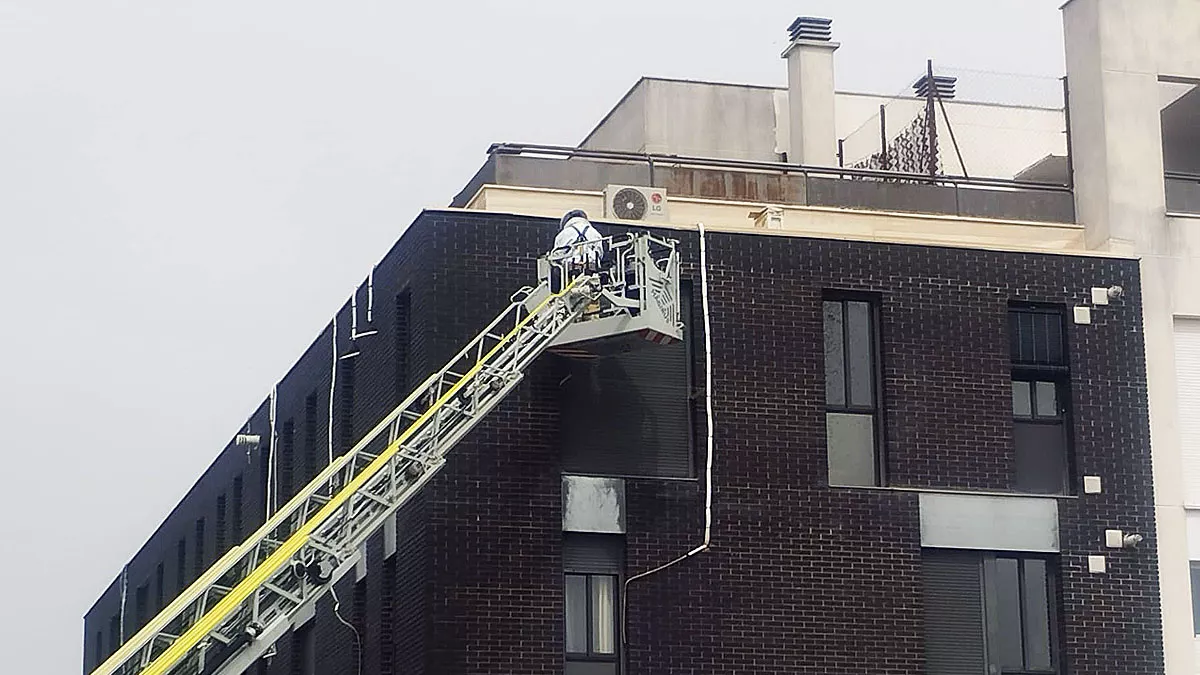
xmin=1061 ymin=1 xmax=1200 ymax=672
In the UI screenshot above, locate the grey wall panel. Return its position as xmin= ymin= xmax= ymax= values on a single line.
xmin=920 ymin=492 xmax=1059 ymax=553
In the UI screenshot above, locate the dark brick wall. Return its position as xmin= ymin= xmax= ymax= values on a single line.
xmin=85 ymin=210 xmax=1159 ymax=675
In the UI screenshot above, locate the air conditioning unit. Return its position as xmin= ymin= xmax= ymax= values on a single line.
xmin=604 ymin=185 xmax=668 ymax=222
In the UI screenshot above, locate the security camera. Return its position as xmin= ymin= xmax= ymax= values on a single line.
xmin=1122 ymin=533 xmax=1143 ymax=548
xmin=1107 ymin=285 xmax=1124 ymax=299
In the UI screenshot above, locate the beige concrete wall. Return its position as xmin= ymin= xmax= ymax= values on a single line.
xmin=463 ymin=183 xmax=1090 ymax=256
xmin=578 ymin=78 xmax=1065 ymax=181
xmin=1063 ymin=1 xmax=1200 ymax=672
xmin=579 ymin=80 xmax=649 ymax=153
xmin=643 ymin=79 xmax=780 ymax=160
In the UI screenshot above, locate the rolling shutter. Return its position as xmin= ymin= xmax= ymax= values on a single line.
xmin=1176 ymin=319 xmax=1200 ymax=506
xmin=561 ymin=283 xmax=693 ymax=478
xmin=923 ymin=550 xmax=987 ymax=675
xmin=563 ymin=533 xmax=624 ymax=574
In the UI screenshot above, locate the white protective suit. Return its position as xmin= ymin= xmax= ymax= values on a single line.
xmin=552 ymin=213 xmax=604 ymax=267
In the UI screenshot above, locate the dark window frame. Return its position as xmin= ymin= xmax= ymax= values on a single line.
xmin=176 ymin=538 xmax=187 ymax=592
xmin=394 ymin=288 xmax=412 ymax=402
xmin=338 ymin=358 xmax=357 ymax=456
xmin=682 ymin=279 xmax=697 ymax=478
xmin=1190 ymin=560 xmax=1200 ymax=635
xmin=563 ymin=534 xmax=623 ymax=673
xmin=155 ymin=562 xmax=165 ymax=612
xmin=280 ymin=419 xmax=296 ymax=501
xmin=823 ymin=292 xmax=886 ymax=486
xmin=216 ymin=492 xmax=228 ymax=556
xmin=924 ymin=549 xmax=1061 ymax=675
xmin=291 ymin=621 xmax=316 ymax=675
xmin=1009 ymin=305 xmax=1074 ymax=495
xmin=380 ymin=556 xmax=397 ymax=675
xmin=564 ymin=572 xmax=620 ymax=663
xmin=232 ymin=474 xmax=244 ymax=542
xmin=1009 ymin=305 xmax=1067 ymax=369
xmin=193 ymin=518 xmax=206 ymax=580
xmin=352 ymin=577 xmax=368 ymax=667
xmin=258 ymin=443 xmax=271 ymax=516
xmin=109 ymin=614 xmax=120 ymax=656
xmin=985 ymin=552 xmax=1061 ymax=675
xmin=134 ymin=583 xmax=148 ymax=629
xmin=303 ymin=392 xmax=319 ymax=481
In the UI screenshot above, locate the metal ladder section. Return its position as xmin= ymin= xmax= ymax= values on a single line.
xmin=91 ymin=269 xmax=613 ymax=675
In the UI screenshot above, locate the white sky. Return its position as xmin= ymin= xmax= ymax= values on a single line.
xmin=0 ymin=1 xmax=1064 ymax=671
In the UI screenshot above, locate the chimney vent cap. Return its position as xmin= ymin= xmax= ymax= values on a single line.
xmin=913 ymin=74 xmax=957 ymax=99
xmin=787 ymin=16 xmax=832 ymax=42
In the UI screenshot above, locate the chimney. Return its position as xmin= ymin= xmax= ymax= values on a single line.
xmin=782 ymin=17 xmax=839 ymax=166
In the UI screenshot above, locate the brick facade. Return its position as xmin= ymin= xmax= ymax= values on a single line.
xmin=85 ymin=210 xmax=1160 ymax=675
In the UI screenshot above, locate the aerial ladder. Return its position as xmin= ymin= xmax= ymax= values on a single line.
xmin=91 ymin=230 xmax=682 ymax=675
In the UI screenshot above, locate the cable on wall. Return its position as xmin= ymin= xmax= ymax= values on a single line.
xmin=366 ymin=268 xmax=375 ymax=324
xmin=266 ymin=386 xmax=278 ymax=515
xmin=621 ymin=221 xmax=717 ymax=643
xmin=118 ymin=564 xmax=129 ymax=643
xmin=328 ymin=317 xmax=337 ymax=466
xmin=329 ymin=584 xmax=363 ymax=675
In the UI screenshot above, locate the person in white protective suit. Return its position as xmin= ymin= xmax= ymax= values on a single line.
xmin=551 ymin=209 xmax=604 ymax=269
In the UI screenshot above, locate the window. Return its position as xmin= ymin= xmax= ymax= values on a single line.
xmin=109 ymin=614 xmax=120 ymax=656
xmin=1160 ymin=78 xmax=1200 ymax=214
xmin=1191 ymin=561 xmax=1200 ymax=635
xmin=560 ymin=283 xmax=694 ymax=479
xmin=353 ymin=578 xmax=368 ymax=668
xmin=194 ymin=518 xmax=206 ymax=579
xmin=395 ymin=289 xmax=412 ymax=401
xmin=990 ymin=556 xmax=1055 ymax=673
xmin=176 ymin=538 xmax=187 ymax=592
xmin=155 ymin=562 xmax=165 ymax=611
xmin=566 ymin=574 xmax=617 ymax=660
xmin=280 ymin=419 xmax=295 ymax=501
xmin=135 ymin=583 xmax=148 ymax=630
xmin=824 ymin=296 xmax=883 ymax=486
xmin=292 ymin=622 xmax=315 ymax=675
xmin=305 ymin=392 xmax=320 ymax=478
xmin=380 ymin=556 xmax=397 ymax=675
xmin=94 ymin=630 xmax=103 ymax=667
xmin=258 ymin=443 xmax=271 ymax=514
xmin=216 ymin=493 xmax=228 ymax=555
xmin=339 ymin=359 xmax=357 ymax=456
xmin=564 ymin=534 xmax=622 ymax=675
xmin=1010 ymin=307 xmax=1070 ymax=494
xmin=232 ymin=474 xmax=244 ymax=542
xmin=923 ymin=550 xmax=1059 ymax=675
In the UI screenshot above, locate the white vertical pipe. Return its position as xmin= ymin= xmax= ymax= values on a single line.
xmin=267 ymin=386 xmax=277 ymax=515
xmin=697 ymin=221 xmax=715 ymax=546
xmin=329 ymin=317 xmax=337 ymax=465
xmin=622 ymin=222 xmax=716 ymax=640
xmin=118 ymin=564 xmax=129 ymax=642
xmin=366 ymin=268 xmax=375 ymax=323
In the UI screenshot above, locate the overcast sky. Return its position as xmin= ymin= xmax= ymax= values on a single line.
xmin=0 ymin=1 xmax=1065 ymax=671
